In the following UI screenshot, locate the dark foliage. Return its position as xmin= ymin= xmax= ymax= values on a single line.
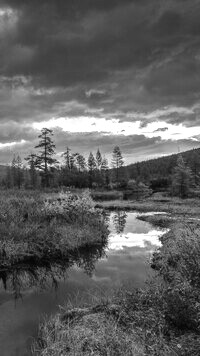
xmin=126 ymin=148 xmax=200 ymax=188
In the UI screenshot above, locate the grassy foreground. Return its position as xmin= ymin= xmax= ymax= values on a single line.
xmin=0 ymin=190 xmax=108 ymax=268
xmin=32 ymin=216 xmax=200 ymax=355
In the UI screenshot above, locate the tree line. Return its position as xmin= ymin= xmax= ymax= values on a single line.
xmin=3 ymin=128 xmax=125 ymax=189
xmin=2 ymin=127 xmax=199 ymax=199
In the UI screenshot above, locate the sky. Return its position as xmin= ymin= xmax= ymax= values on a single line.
xmin=0 ymin=0 xmax=200 ymax=165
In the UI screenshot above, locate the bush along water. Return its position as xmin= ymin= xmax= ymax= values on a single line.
xmin=114 ymin=221 xmax=200 ymax=355
xmin=0 ymin=190 xmax=109 ymax=268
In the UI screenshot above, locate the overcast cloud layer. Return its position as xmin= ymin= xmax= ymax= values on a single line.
xmin=0 ymin=0 xmax=200 ymax=164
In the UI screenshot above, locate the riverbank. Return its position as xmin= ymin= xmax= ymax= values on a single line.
xmin=0 ymin=190 xmax=108 ymax=269
xmin=95 ymin=194 xmax=200 ymax=218
xmin=33 ymin=208 xmax=200 ymax=355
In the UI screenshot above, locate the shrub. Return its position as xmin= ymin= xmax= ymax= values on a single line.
xmin=43 ymin=190 xmax=96 ymax=223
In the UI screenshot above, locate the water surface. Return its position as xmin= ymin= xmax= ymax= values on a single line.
xmin=0 ymin=211 xmax=167 ymax=356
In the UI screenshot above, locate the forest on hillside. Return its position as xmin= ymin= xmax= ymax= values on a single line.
xmin=126 ymin=148 xmax=200 ymax=192
xmin=1 ymin=128 xmax=200 ymax=199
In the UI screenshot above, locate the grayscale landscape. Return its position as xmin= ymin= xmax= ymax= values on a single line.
xmin=0 ymin=1 xmax=200 ymax=355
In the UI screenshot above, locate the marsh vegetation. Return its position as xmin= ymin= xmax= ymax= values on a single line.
xmin=0 ymin=187 xmax=200 ymax=356
xmin=33 ymin=218 xmax=200 ymax=356
xmin=0 ymin=190 xmax=108 ymax=269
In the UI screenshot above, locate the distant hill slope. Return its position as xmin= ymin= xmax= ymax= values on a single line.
xmin=125 ymin=148 xmax=200 ymax=184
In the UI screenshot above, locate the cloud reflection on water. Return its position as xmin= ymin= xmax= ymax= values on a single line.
xmin=108 ymin=211 xmax=167 ymax=250
xmin=108 ymin=230 xmax=165 ymax=250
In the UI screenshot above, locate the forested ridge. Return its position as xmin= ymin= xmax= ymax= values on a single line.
xmin=125 ymin=147 xmax=200 ymax=185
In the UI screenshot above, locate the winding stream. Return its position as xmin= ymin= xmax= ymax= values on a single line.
xmin=0 ymin=211 xmax=167 ymax=356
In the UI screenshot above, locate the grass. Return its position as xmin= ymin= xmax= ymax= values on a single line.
xmin=137 ymin=213 xmax=174 ymax=228
xmin=32 ymin=303 xmax=144 ymax=356
xmin=32 ymin=217 xmax=200 ymax=356
xmin=95 ymin=194 xmax=200 ymax=218
xmin=0 ymin=190 xmax=109 ymax=268
xmin=91 ymin=190 xmax=124 ymax=201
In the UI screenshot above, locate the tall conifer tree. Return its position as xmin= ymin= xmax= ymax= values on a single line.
xmin=96 ymin=148 xmax=102 ymax=170
xmin=25 ymin=153 xmax=38 ymax=188
xmin=172 ymin=155 xmax=193 ymax=198
xmin=35 ymin=128 xmax=58 ymax=187
xmin=111 ymin=146 xmax=124 ymax=186
xmin=88 ymin=152 xmax=96 ymax=187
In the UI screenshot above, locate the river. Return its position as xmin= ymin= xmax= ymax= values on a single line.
xmin=0 ymin=211 xmax=167 ymax=356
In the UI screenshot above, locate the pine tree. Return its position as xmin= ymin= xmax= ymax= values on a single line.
xmin=191 ymin=150 xmax=200 ymax=185
xmin=172 ymin=155 xmax=193 ymax=198
xmin=101 ymin=156 xmax=110 ymax=187
xmin=70 ymin=153 xmax=78 ymax=170
xmin=35 ymin=128 xmax=58 ymax=187
xmin=101 ymin=157 xmax=109 ymax=170
xmin=96 ymin=148 xmax=102 ymax=170
xmin=24 ymin=153 xmax=38 ymax=188
xmin=62 ymin=147 xmax=71 ymax=170
xmin=11 ymin=154 xmax=23 ymax=188
xmin=75 ymin=153 xmax=86 ymax=172
xmin=111 ymin=146 xmax=124 ymax=186
xmin=88 ymin=152 xmax=96 ymax=171
xmin=88 ymin=152 xmax=96 ymax=187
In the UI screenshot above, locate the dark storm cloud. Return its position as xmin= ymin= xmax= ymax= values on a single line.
xmin=0 ymin=0 xmax=200 ymax=161
xmin=1 ymin=0 xmax=199 ymax=91
xmin=0 ymin=0 xmax=135 ymax=15
xmin=0 ymin=121 xmax=35 ymax=143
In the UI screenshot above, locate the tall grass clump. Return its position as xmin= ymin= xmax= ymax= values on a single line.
xmin=0 ymin=190 xmax=108 ymax=268
xmin=32 ymin=304 xmax=144 ymax=356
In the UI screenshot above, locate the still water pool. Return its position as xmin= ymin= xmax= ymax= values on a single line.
xmin=0 ymin=211 xmax=167 ymax=356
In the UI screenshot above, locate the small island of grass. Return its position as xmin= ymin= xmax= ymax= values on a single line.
xmin=0 ymin=190 xmax=109 ymax=269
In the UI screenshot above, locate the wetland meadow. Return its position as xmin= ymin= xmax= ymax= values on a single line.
xmin=0 ymin=190 xmax=199 ymax=355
